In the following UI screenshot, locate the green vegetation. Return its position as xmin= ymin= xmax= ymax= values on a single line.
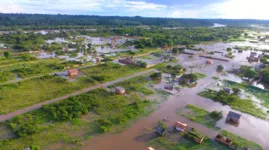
xmin=0 ymin=63 xmax=146 ymax=114
xmin=185 ymin=128 xmax=204 ymax=141
xmin=1 ymin=88 xmax=152 ymax=149
xmin=119 ymin=48 xmax=161 ymax=57
xmin=149 ymin=136 xmax=229 ymax=150
xmin=157 ymin=64 xmax=184 ymax=77
xmin=226 ymin=48 xmax=232 ymax=52
xmin=181 ymin=104 xmax=222 ymax=130
xmin=114 ymin=75 xmax=154 ymax=95
xmin=179 ymin=73 xmax=199 ymax=84
xmin=3 ymin=51 xmax=11 ymax=59
xmin=236 ymin=65 xmax=258 ymax=79
xmin=0 ymin=75 xmax=86 ymax=114
xmin=225 ymin=53 xmax=235 ymax=58
xmin=141 ymin=55 xmax=153 ymax=59
xmin=196 ymin=72 xmax=207 ymax=78
xmin=198 ymin=89 xmax=267 ymax=119
xmin=212 ymin=77 xmax=220 ymax=80
xmin=222 ymin=80 xmax=269 ymax=108
xmin=172 ymin=47 xmax=185 ymax=54
xmin=217 ymin=65 xmax=224 ymax=72
xmin=80 ymin=63 xmax=144 ymax=82
xmin=261 ymin=69 xmax=269 ymax=84
xmin=0 ymin=59 xmax=67 ymax=83
xmin=220 ymin=130 xmax=263 ymax=150
xmin=136 ymin=60 xmax=148 ymax=68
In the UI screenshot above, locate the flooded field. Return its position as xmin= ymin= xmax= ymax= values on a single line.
xmin=78 ymin=41 xmax=269 ymax=150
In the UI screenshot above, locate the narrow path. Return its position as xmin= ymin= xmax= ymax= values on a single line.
xmin=0 ymin=69 xmax=156 ymax=122
xmin=0 ymin=63 xmax=98 ymax=86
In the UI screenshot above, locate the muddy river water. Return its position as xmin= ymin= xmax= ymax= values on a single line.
xmin=76 ymin=41 xmax=269 ymax=150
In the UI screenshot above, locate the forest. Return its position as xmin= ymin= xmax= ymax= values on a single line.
xmin=1 ymin=14 xmax=269 ymax=30
xmin=0 ymin=27 xmax=243 ymax=52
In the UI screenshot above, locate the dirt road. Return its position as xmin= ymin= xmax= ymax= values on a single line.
xmin=0 ymin=69 xmax=156 ymax=122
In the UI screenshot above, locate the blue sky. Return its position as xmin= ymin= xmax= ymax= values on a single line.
xmin=0 ymin=0 xmax=268 ymax=19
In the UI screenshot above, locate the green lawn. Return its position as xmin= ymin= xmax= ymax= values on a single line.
xmin=220 ymin=130 xmax=263 ymax=150
xmin=180 ymin=104 xmax=221 ymax=130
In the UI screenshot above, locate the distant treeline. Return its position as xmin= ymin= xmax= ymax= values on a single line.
xmin=1 ymin=13 xmax=269 ymax=30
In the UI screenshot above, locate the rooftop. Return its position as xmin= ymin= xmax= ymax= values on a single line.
xmin=227 ymin=111 xmax=241 ymax=119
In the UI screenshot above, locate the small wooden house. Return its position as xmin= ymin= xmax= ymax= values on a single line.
xmin=115 ymin=86 xmax=125 ymax=95
xmin=96 ymin=57 xmax=102 ymax=63
xmin=68 ymin=69 xmax=79 ymax=76
xmin=174 ymin=121 xmax=188 ymax=132
xmin=164 ymin=85 xmax=173 ymax=91
xmin=226 ymin=111 xmax=241 ymax=125
xmin=206 ymin=59 xmax=213 ymax=64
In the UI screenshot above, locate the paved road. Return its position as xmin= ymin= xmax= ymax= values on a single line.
xmin=0 ymin=69 xmax=156 ymax=122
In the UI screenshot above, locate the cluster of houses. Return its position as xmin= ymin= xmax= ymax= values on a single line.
xmin=154 ymin=120 xmax=205 ymax=144
xmin=150 ymin=110 xmax=242 ymax=150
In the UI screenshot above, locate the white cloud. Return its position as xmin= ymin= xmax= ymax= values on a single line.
xmin=0 ymin=0 xmax=167 ymax=14
xmin=0 ymin=0 xmax=269 ymax=19
xmin=208 ymin=0 xmax=269 ymax=19
xmin=0 ymin=1 xmax=24 ymax=13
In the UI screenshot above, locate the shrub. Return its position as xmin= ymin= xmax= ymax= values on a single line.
xmin=42 ymin=99 xmax=88 ymax=122
xmin=7 ymin=114 xmax=40 ymax=137
xmin=210 ymin=111 xmax=223 ymax=119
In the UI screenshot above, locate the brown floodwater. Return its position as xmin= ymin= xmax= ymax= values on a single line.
xmin=81 ymin=42 xmax=269 ymax=150
xmin=82 ymin=76 xmax=269 ymax=150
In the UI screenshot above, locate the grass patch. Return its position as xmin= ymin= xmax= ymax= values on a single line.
xmin=0 ymin=75 xmax=89 ymax=114
xmin=212 ymin=77 xmax=219 ymax=80
xmin=181 ymin=104 xmax=222 ymax=130
xmin=80 ymin=63 xmax=144 ymax=82
xmin=115 ymin=75 xmax=154 ymax=95
xmin=0 ymin=63 xmax=146 ymax=114
xmin=198 ymin=89 xmax=267 ymax=119
xmin=196 ymin=72 xmax=207 ymax=78
xmin=0 ymin=59 xmax=66 ymax=83
xmin=0 ymin=88 xmax=152 ymax=149
xmin=141 ymin=55 xmax=153 ymax=59
xmin=119 ymin=48 xmax=161 ymax=57
xmin=222 ymin=80 xmax=269 ymax=108
xmin=156 ymin=64 xmax=184 ymax=76
xmin=149 ymin=136 xmax=230 ymax=150
xmin=220 ymin=130 xmax=263 ymax=150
